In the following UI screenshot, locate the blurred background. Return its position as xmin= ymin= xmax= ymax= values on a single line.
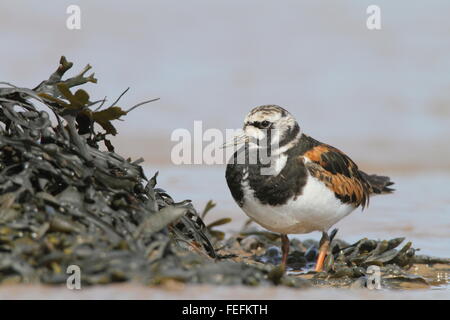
xmin=1 ymin=0 xmax=449 ymax=256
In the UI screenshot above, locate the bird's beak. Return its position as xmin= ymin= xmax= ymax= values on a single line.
xmin=221 ymin=132 xmax=249 ymax=148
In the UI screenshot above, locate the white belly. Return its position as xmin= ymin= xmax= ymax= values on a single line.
xmin=241 ymin=173 xmax=356 ymax=234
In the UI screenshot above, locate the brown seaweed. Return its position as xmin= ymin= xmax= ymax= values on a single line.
xmin=0 ymin=57 xmax=216 ymax=285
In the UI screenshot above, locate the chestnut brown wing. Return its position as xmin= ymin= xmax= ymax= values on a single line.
xmin=302 ymin=143 xmax=371 ymax=208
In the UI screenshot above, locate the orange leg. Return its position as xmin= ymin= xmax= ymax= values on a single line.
xmin=314 ymin=232 xmax=330 ymax=272
xmin=314 ymin=229 xmax=338 ymax=272
xmin=281 ymin=234 xmax=289 ymax=269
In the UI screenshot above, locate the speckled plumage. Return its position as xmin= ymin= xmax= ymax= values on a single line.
xmin=225 ymin=105 xmax=394 ymax=234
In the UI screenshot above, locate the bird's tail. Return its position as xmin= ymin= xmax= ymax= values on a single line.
xmin=359 ymin=171 xmax=395 ymax=195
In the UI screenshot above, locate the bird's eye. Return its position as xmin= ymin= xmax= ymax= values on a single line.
xmin=261 ymin=120 xmax=270 ymax=128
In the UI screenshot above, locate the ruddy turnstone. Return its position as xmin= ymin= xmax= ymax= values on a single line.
xmin=225 ymin=105 xmax=394 ymax=271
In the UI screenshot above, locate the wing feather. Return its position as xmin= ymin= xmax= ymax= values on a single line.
xmin=302 ymin=143 xmax=371 ymax=208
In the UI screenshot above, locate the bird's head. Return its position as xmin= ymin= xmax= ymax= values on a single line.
xmin=224 ymin=105 xmax=301 ymax=151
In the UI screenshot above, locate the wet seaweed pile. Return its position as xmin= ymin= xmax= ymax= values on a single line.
xmin=0 ymin=57 xmax=448 ymax=290
xmin=232 ymin=229 xmax=450 ymax=289
xmin=0 ymin=57 xmax=219 ymax=285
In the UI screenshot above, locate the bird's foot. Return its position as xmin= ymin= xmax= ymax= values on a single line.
xmin=315 ymin=228 xmax=338 ymax=272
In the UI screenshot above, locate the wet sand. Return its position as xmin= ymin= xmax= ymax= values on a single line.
xmin=0 ymin=283 xmax=448 ymax=300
